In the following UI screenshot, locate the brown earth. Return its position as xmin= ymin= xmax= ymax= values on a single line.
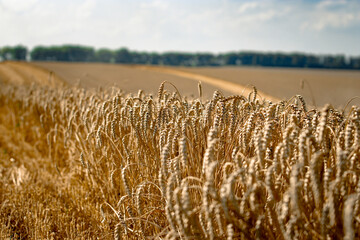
xmin=33 ymin=62 xmax=261 ymax=100
xmin=135 ymin=65 xmax=277 ymax=101
xmin=1 ymin=61 xmax=360 ymax=108
xmin=33 ymin=62 xmax=360 ymax=108
xmin=0 ymin=61 xmax=64 ymax=87
xmin=176 ymin=66 xmax=360 ymax=108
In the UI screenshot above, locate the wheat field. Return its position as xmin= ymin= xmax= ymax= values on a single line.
xmin=1 ymin=74 xmax=360 ymax=239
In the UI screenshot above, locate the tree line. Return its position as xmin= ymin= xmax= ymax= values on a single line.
xmin=1 ymin=44 xmax=360 ymax=69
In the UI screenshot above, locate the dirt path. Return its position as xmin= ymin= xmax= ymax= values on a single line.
xmin=135 ymin=65 xmax=279 ymax=102
xmin=0 ymin=61 xmax=64 ymax=87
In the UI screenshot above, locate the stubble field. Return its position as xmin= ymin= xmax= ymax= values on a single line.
xmin=35 ymin=61 xmax=360 ymax=108
xmin=0 ymin=61 xmax=360 ymax=239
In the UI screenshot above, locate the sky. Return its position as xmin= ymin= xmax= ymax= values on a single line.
xmin=0 ymin=0 xmax=359 ymax=56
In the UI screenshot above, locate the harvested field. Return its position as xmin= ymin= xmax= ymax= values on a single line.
xmin=177 ymin=66 xmax=360 ymax=108
xmin=34 ymin=62 xmax=360 ymax=108
xmin=0 ymin=61 xmax=63 ymax=87
xmin=34 ymin=62 xmax=238 ymax=99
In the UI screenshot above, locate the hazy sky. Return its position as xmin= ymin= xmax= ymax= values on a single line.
xmin=0 ymin=0 xmax=359 ymax=56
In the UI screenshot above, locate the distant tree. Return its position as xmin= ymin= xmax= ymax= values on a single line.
xmin=8 ymin=43 xmax=356 ymax=69
xmin=148 ymin=52 xmax=161 ymax=65
xmin=0 ymin=45 xmax=27 ymax=60
xmin=12 ymin=45 xmax=28 ymax=60
xmin=350 ymin=57 xmax=360 ymax=69
xmin=161 ymin=52 xmax=194 ymax=66
xmin=322 ymin=55 xmax=347 ymax=69
xmin=64 ymin=45 xmax=95 ymax=62
xmin=305 ymin=55 xmax=321 ymax=68
xmin=31 ymin=46 xmax=53 ymax=61
xmin=115 ymin=48 xmax=132 ymax=63
xmin=238 ymin=52 xmax=257 ymax=65
xmin=31 ymin=45 xmax=94 ymax=62
xmin=0 ymin=46 xmax=13 ymax=60
xmin=130 ymin=51 xmax=150 ymax=64
xmin=95 ymin=48 xmax=114 ymax=63
xmin=162 ymin=52 xmax=179 ymax=65
xmin=290 ymin=53 xmax=307 ymax=68
xmin=194 ymin=53 xmax=215 ymax=66
xmin=222 ymin=53 xmax=239 ymax=65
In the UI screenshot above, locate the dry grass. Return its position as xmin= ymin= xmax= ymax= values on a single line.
xmin=0 ymin=79 xmax=359 ymax=239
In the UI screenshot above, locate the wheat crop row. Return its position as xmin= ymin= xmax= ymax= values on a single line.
xmin=0 ymin=81 xmax=359 ymax=239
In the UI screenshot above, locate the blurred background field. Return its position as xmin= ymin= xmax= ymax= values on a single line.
xmin=1 ymin=60 xmax=359 ymax=108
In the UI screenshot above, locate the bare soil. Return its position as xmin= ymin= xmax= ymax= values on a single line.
xmin=33 ymin=62 xmax=237 ymax=99
xmin=0 ymin=61 xmax=63 ymax=87
xmin=1 ymin=61 xmax=359 ymax=108
xmin=177 ymin=66 xmax=360 ymax=108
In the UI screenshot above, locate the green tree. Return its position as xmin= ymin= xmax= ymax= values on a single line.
xmin=18 ymin=44 xmax=360 ymax=69
xmin=222 ymin=53 xmax=239 ymax=65
xmin=148 ymin=53 xmax=161 ymax=65
xmin=31 ymin=45 xmax=94 ymax=62
xmin=12 ymin=45 xmax=28 ymax=60
xmin=95 ymin=48 xmax=114 ymax=63
xmin=194 ymin=53 xmax=215 ymax=66
xmin=0 ymin=46 xmax=12 ymax=60
xmin=0 ymin=45 xmax=27 ymax=60
xmin=115 ymin=48 xmax=132 ymax=63
xmin=64 ymin=45 xmax=95 ymax=62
